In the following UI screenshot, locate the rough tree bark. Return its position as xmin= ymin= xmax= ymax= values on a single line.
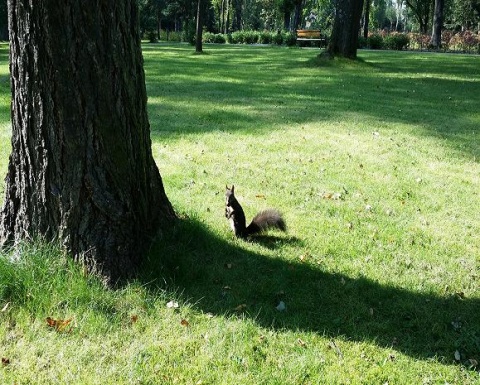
xmin=325 ymin=0 xmax=365 ymax=59
xmin=3 ymin=0 xmax=176 ymax=282
xmin=430 ymin=0 xmax=444 ymax=49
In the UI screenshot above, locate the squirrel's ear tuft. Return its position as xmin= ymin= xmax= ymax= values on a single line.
xmin=231 ymin=185 xmax=235 ymax=193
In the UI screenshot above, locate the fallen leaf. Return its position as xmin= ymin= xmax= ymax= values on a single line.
xmin=225 ymin=263 xmax=233 ymax=269
xmin=166 ymin=301 xmax=179 ymax=309
xmin=180 ymin=319 xmax=189 ymax=327
xmin=297 ymin=338 xmax=307 ymax=348
xmin=468 ymin=358 xmax=478 ymax=368
xmin=1 ymin=302 xmax=9 ymax=312
xmin=46 ymin=317 xmax=72 ymax=332
xmin=1 ymin=357 xmax=10 ymax=366
xmin=255 ymin=194 xmax=266 ymax=199
xmin=130 ymin=315 xmax=139 ymax=324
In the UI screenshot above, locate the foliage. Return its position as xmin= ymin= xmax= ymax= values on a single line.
xmin=367 ymin=33 xmax=384 ymax=49
xmin=383 ymin=32 xmax=410 ymax=50
xmin=283 ymin=31 xmax=297 ymax=46
xmin=203 ymin=31 xmax=227 ymax=43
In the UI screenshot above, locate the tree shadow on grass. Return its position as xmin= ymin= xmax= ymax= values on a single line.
xmin=143 ymin=217 xmax=480 ymax=366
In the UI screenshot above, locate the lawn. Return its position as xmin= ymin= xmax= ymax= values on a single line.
xmin=0 ymin=42 xmax=479 ymax=384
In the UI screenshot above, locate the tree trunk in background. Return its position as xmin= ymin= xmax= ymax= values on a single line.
xmin=196 ymin=0 xmax=204 ymax=52
xmin=3 ymin=0 xmax=175 ymax=282
xmin=293 ymin=0 xmax=303 ymax=30
xmin=363 ymin=0 xmax=370 ymax=39
xmin=430 ymin=0 xmax=444 ymax=49
xmin=326 ymin=0 xmax=365 ymax=59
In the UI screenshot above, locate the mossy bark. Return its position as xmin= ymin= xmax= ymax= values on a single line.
xmin=2 ymin=0 xmax=175 ymax=281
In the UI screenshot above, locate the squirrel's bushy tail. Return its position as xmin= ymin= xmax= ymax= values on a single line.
xmin=246 ymin=209 xmax=286 ymax=235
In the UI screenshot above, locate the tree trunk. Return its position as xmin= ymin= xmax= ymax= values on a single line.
xmin=232 ymin=0 xmax=242 ymax=31
xmin=430 ymin=0 xmax=444 ymax=49
xmin=326 ymin=0 xmax=365 ymax=59
xmin=363 ymin=0 xmax=370 ymax=39
xmin=196 ymin=0 xmax=204 ymax=53
xmin=293 ymin=0 xmax=303 ymax=30
xmin=3 ymin=0 xmax=176 ymax=282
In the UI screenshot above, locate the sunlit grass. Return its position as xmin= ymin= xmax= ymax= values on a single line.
xmin=0 ymin=42 xmax=479 ymax=384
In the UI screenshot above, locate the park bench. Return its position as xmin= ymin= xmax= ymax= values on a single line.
xmin=296 ymin=29 xmax=327 ymax=47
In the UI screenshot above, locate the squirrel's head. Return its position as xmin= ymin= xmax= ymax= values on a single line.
xmin=225 ymin=185 xmax=235 ymax=206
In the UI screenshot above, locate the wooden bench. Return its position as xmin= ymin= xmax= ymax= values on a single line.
xmin=296 ymin=29 xmax=327 ymax=47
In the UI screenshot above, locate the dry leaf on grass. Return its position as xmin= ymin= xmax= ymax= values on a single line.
xmin=1 ymin=357 xmax=10 ymax=366
xmin=180 ymin=319 xmax=189 ymax=327
xmin=46 ymin=317 xmax=73 ymax=332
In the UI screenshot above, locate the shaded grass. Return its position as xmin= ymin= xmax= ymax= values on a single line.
xmin=0 ymin=42 xmax=479 ymax=384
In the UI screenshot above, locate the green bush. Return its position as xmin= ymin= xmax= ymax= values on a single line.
xmin=243 ymin=30 xmax=259 ymax=44
xmin=367 ymin=34 xmax=383 ymax=49
xmin=229 ymin=31 xmax=244 ymax=44
xmin=272 ymin=31 xmax=283 ymax=45
xmin=259 ymin=31 xmax=272 ymax=44
xmin=284 ymin=32 xmax=297 ymax=46
xmin=384 ymin=33 xmax=410 ymax=50
xmin=203 ymin=32 xmax=226 ymax=44
xmin=159 ymin=30 xmax=182 ymax=42
xmin=358 ymin=35 xmax=367 ymax=48
xmin=147 ymin=31 xmax=158 ymax=43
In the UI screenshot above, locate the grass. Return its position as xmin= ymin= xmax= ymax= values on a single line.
xmin=0 ymin=41 xmax=479 ymax=384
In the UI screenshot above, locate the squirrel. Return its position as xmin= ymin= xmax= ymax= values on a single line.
xmin=225 ymin=185 xmax=286 ymax=238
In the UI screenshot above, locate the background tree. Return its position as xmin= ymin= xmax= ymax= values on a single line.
xmin=3 ymin=0 xmax=175 ymax=281
xmin=196 ymin=0 xmax=204 ymax=51
xmin=431 ymin=0 xmax=445 ymax=47
xmin=363 ymin=0 xmax=371 ymax=38
xmin=405 ymin=0 xmax=434 ymax=32
xmin=452 ymin=0 xmax=480 ymax=29
xmin=325 ymin=0 xmax=365 ymax=59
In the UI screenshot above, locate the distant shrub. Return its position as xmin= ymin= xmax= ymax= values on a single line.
xmin=229 ymin=31 xmax=245 ymax=44
xmin=203 ymin=32 xmax=226 ymax=44
xmin=259 ymin=31 xmax=273 ymax=44
xmin=147 ymin=31 xmax=158 ymax=43
xmin=284 ymin=32 xmax=297 ymax=46
xmin=243 ymin=30 xmax=259 ymax=44
xmin=159 ymin=30 xmax=182 ymax=42
xmin=383 ymin=32 xmax=410 ymax=50
xmin=272 ymin=31 xmax=283 ymax=45
xmin=367 ymin=33 xmax=383 ymax=49
xmin=202 ymin=32 xmax=215 ymax=43
xmin=358 ymin=35 xmax=367 ymax=48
